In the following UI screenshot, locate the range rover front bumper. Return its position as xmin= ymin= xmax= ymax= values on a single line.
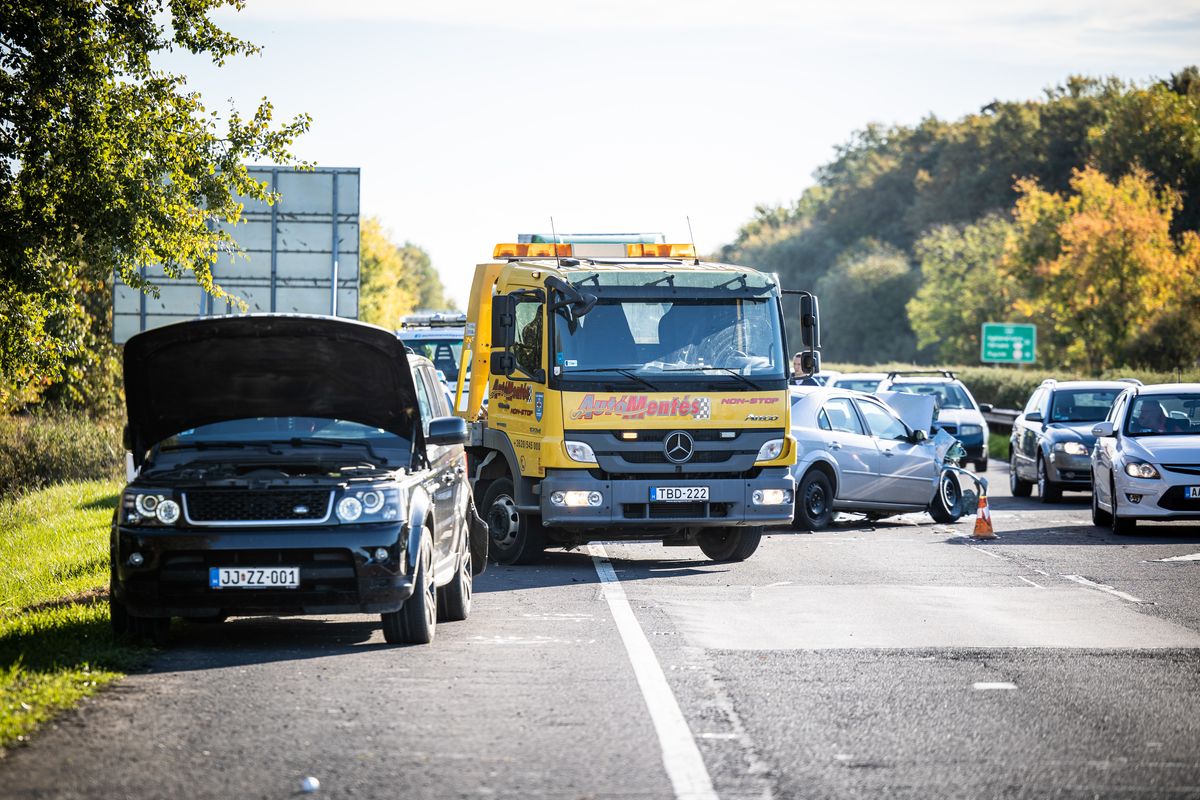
xmin=111 ymin=522 xmax=415 ymax=618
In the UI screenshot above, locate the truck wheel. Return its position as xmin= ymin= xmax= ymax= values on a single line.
xmin=697 ymin=527 xmax=762 ymax=562
xmin=482 ymin=478 xmax=546 ymax=565
xmin=438 ymin=532 xmax=473 ymax=623
xmin=383 ymin=533 xmax=436 ymax=644
xmin=929 ymin=472 xmax=963 ymax=523
xmin=793 ymin=469 xmax=833 ymax=531
xmin=1009 ymin=451 xmax=1033 ymax=497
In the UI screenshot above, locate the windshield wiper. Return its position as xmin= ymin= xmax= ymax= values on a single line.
xmin=661 ymin=366 xmax=765 ymax=391
xmin=277 ymin=437 xmax=391 ymax=466
xmin=159 ymin=440 xmax=270 ymax=452
xmin=562 ymin=367 xmax=659 ymax=392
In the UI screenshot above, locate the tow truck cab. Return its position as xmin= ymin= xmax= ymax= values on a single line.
xmin=456 ymin=235 xmax=819 ymax=564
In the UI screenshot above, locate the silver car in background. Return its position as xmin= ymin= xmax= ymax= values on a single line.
xmin=1090 ymin=383 xmax=1200 ymax=534
xmin=789 ymin=387 xmax=965 ymax=530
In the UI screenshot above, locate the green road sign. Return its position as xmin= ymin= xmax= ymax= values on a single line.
xmin=981 ymin=323 xmax=1036 ymax=364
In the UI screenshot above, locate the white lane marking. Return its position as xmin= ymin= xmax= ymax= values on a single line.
xmin=763 ymin=581 xmax=793 ymax=588
xmin=589 ymin=544 xmax=719 ymax=800
xmin=970 ymin=546 xmax=1005 ymax=560
xmin=973 ymin=682 xmax=1017 ymax=691
xmin=1017 ymin=576 xmax=1044 ymax=588
xmin=1061 ymin=574 xmax=1146 ymax=604
xmin=1155 ymin=552 xmax=1200 ymax=562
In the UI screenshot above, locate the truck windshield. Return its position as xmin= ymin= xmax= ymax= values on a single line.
xmin=553 ymin=298 xmax=785 ymax=387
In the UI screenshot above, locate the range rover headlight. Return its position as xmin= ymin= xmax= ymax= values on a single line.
xmin=122 ymin=489 xmax=177 ymax=526
xmin=338 ymin=485 xmax=404 ymax=524
xmin=756 ymin=439 xmax=785 ymax=462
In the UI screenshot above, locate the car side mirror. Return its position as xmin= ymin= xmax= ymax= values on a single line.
xmin=1026 ymin=411 xmax=1043 ymax=423
xmin=1091 ymin=421 xmax=1115 ymax=437
xmin=910 ymin=428 xmax=928 ymax=443
xmin=979 ymin=403 xmax=993 ymax=413
xmin=427 ymin=415 xmax=469 ymax=446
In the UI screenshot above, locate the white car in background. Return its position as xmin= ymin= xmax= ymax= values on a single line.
xmin=827 ymin=372 xmax=886 ymax=393
xmin=1090 ymin=383 xmax=1200 ymax=534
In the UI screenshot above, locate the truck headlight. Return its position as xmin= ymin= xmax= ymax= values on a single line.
xmin=338 ymin=485 xmax=404 ymax=523
xmin=752 ymin=489 xmax=793 ymax=506
xmin=959 ymin=424 xmax=982 ymax=437
xmin=1054 ymin=441 xmax=1089 ymax=456
xmin=1124 ymin=460 xmax=1160 ymax=479
xmin=122 ymin=489 xmax=178 ymax=526
xmin=755 ymin=439 xmax=785 ymax=462
xmin=564 ymin=441 xmax=597 ymax=463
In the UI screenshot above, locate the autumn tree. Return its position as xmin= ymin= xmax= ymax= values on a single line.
xmin=0 ymin=0 xmax=308 ymax=406
xmin=815 ymin=241 xmax=919 ymax=363
xmin=907 ymin=215 xmax=1017 ymax=364
xmin=1005 ymin=167 xmax=1200 ymax=372
xmin=358 ymin=218 xmax=450 ymax=328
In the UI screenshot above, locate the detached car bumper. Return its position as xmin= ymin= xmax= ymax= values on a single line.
xmin=1113 ymin=467 xmax=1200 ymax=521
xmin=539 ymin=468 xmax=795 ymax=529
xmin=111 ymin=522 xmax=414 ymax=618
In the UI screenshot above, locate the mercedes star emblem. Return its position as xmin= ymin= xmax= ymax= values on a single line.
xmin=663 ymin=431 xmax=694 ymax=464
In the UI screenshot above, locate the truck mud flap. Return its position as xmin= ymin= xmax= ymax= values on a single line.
xmin=468 ymin=497 xmax=488 ymax=575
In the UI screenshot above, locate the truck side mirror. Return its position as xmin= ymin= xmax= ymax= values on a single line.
xmin=491 ymin=295 xmax=516 ymax=350
xmin=800 ymin=350 xmax=821 ymax=374
xmin=800 ymin=294 xmax=820 ymax=349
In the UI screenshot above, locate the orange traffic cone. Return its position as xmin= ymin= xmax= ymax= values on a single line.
xmin=972 ymin=494 xmax=997 ymax=539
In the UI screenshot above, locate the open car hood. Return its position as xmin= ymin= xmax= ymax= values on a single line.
xmin=124 ymin=315 xmax=419 ymax=462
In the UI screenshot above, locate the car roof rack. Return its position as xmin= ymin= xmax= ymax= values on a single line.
xmin=885 ymin=369 xmax=956 ymax=380
xmin=1114 ymin=377 xmax=1144 ymax=385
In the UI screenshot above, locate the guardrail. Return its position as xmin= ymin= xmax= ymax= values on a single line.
xmin=983 ymin=408 xmax=1020 ymax=429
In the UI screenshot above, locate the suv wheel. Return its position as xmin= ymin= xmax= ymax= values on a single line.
xmin=1009 ymin=451 xmax=1033 ymax=497
xmin=438 ymin=531 xmax=472 ymax=622
xmin=383 ymin=532 xmax=436 ymax=644
xmin=929 ymin=472 xmax=963 ymax=523
xmin=1037 ymin=455 xmax=1061 ymax=503
xmin=482 ymin=478 xmax=546 ymax=565
xmin=697 ymin=527 xmax=762 ymax=562
xmin=793 ymin=469 xmax=833 ymax=531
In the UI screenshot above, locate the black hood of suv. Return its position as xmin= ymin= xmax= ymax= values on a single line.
xmin=124 ymin=315 xmax=419 ymax=460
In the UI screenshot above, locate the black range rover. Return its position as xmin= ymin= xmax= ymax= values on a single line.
xmin=111 ymin=314 xmax=484 ymax=646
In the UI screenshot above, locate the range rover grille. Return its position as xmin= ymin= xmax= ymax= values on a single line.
xmin=184 ymin=489 xmax=333 ymax=524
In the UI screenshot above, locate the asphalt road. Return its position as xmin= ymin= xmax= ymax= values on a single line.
xmin=5 ymin=463 xmax=1200 ymax=799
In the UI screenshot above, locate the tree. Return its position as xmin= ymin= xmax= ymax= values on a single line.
xmin=815 ymin=240 xmax=919 ymax=363
xmin=358 ymin=218 xmax=450 ymax=328
xmin=0 ymin=0 xmax=309 ymax=405
xmin=907 ymin=215 xmax=1018 ymax=364
xmin=1005 ymin=167 xmax=1200 ymax=372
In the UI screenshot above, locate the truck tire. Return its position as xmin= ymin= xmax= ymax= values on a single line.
xmin=697 ymin=527 xmax=762 ymax=562
xmin=382 ymin=532 xmax=436 ymax=644
xmin=793 ymin=469 xmax=833 ymax=531
xmin=482 ymin=478 xmax=546 ymax=565
xmin=929 ymin=472 xmax=963 ymax=524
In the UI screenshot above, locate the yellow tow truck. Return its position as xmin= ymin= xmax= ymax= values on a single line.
xmin=454 ymin=234 xmax=819 ymax=564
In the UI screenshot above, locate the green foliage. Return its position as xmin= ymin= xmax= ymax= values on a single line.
xmin=0 ymin=414 xmax=122 ymax=498
xmin=0 ymin=479 xmax=145 ymax=750
xmin=908 ymin=215 xmax=1016 ymax=364
xmin=0 ymin=0 xmax=309 ymax=406
xmin=358 ymin=217 xmax=451 ymax=327
xmin=723 ymin=68 xmax=1200 ymax=368
xmin=815 ymin=241 xmax=919 ymax=362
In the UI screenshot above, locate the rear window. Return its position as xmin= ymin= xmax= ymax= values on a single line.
xmin=891 ymin=382 xmax=972 ymax=410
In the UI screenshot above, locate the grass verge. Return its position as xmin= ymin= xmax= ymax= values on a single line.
xmin=0 ymin=479 xmax=149 ymax=750
xmin=988 ymin=432 xmax=1009 ymax=461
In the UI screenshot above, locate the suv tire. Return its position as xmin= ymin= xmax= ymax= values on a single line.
xmin=1110 ymin=478 xmax=1137 ymax=536
xmin=383 ymin=533 xmax=436 ymax=644
xmin=793 ymin=469 xmax=834 ymax=531
xmin=1037 ymin=454 xmax=1061 ymax=503
xmin=1009 ymin=451 xmax=1033 ymax=497
xmin=1091 ymin=474 xmax=1112 ymax=527
xmin=438 ymin=532 xmax=472 ymax=622
xmin=929 ymin=472 xmax=963 ymax=524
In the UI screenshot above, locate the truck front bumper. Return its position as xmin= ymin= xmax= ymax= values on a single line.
xmin=539 ymin=468 xmax=795 ymax=529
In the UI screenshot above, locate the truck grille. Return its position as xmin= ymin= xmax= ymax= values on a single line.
xmin=623 ymin=450 xmax=733 ymax=465
xmin=622 ymin=502 xmax=731 ymax=520
xmin=184 ymin=489 xmax=333 ymax=525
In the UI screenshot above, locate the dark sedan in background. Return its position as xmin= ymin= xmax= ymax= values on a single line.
xmin=1009 ymin=379 xmax=1130 ymax=502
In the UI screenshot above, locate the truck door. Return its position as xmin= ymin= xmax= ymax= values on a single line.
xmin=494 ymin=296 xmax=546 ymax=481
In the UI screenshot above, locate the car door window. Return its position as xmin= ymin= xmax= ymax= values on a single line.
xmin=422 ymin=368 xmax=450 ymax=417
xmin=1107 ymin=392 xmax=1127 ymax=424
xmin=857 ymin=400 xmax=909 ymax=441
xmin=819 ymin=398 xmax=865 ymax=435
xmin=413 ymin=368 xmax=434 ymax=437
xmin=1023 ymin=388 xmax=1044 ymax=416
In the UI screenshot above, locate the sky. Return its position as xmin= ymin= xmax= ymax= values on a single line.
xmin=164 ymin=0 xmax=1200 ymax=308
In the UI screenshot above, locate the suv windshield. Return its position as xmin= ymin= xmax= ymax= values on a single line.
xmin=553 ymin=298 xmax=785 ymax=386
xmin=1049 ymin=389 xmax=1121 ymax=423
xmin=160 ymin=417 xmax=413 ymax=451
xmin=1124 ymin=394 xmax=1200 ymax=436
xmin=891 ymin=382 xmax=972 ymax=410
